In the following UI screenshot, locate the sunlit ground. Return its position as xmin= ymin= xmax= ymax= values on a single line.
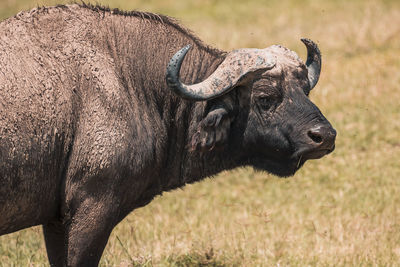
xmin=0 ymin=0 xmax=399 ymax=266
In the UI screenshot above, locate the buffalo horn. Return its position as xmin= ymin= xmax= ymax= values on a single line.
xmin=301 ymin=38 xmax=321 ymax=90
xmin=166 ymin=45 xmax=276 ymax=101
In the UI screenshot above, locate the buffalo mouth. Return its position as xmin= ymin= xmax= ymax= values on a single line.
xmin=248 ymin=145 xmax=335 ymax=177
xmin=291 ymin=144 xmax=335 ymax=171
xmin=294 ymin=144 xmax=335 ymax=163
xmin=250 ymin=156 xmax=303 ymax=177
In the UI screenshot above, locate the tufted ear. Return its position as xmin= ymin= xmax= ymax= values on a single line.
xmin=191 ymin=107 xmax=232 ymax=152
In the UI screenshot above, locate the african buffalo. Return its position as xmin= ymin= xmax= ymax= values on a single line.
xmin=0 ymin=4 xmax=336 ymax=266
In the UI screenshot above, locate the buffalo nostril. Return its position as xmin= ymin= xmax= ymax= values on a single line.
xmin=308 ymin=130 xmax=323 ymax=144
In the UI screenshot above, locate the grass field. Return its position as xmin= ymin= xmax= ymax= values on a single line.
xmin=1 ymin=0 xmax=400 ymax=266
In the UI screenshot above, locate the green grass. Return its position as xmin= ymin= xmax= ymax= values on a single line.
xmin=0 ymin=0 xmax=399 ymax=266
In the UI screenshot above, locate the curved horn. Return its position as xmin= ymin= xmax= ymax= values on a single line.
xmin=166 ymin=45 xmax=276 ymax=101
xmin=301 ymin=38 xmax=321 ymax=90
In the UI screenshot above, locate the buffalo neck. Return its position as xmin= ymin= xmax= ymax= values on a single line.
xmin=100 ymin=12 xmax=235 ymax=190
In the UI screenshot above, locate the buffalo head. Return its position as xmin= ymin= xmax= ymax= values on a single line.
xmin=166 ymin=39 xmax=336 ymax=177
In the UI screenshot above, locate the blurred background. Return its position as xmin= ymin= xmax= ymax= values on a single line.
xmin=0 ymin=0 xmax=399 ymax=265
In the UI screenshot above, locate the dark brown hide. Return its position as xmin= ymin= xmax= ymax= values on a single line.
xmin=0 ymin=4 xmax=335 ymax=266
xmin=0 ymin=4 xmax=228 ymax=266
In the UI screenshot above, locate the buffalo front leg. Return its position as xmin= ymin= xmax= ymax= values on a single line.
xmin=43 ymin=220 xmax=66 ymax=266
xmin=64 ymin=195 xmax=120 ymax=267
xmin=61 ymin=112 xmax=137 ymax=266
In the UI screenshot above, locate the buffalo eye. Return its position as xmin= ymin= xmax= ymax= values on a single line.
xmin=258 ymin=96 xmax=277 ymax=110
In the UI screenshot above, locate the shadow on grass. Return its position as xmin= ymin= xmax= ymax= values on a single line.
xmin=130 ymin=249 xmax=236 ymax=267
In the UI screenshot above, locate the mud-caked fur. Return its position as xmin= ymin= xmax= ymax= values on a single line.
xmin=0 ymin=4 xmax=335 ymax=266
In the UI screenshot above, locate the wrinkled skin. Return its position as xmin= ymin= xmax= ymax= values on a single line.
xmin=240 ymin=45 xmax=335 ymax=176
xmin=0 ymin=4 xmax=335 ymax=266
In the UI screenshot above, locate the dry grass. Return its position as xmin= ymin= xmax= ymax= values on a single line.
xmin=0 ymin=0 xmax=399 ymax=266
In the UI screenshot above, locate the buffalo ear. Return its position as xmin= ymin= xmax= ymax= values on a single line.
xmin=191 ymin=107 xmax=231 ymax=152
